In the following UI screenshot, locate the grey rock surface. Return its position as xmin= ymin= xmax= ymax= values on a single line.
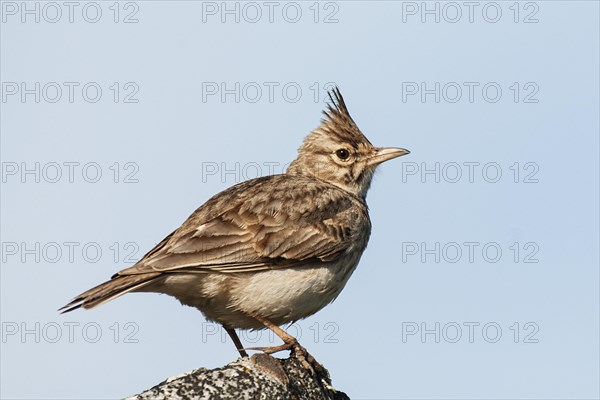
xmin=126 ymin=353 xmax=350 ymax=400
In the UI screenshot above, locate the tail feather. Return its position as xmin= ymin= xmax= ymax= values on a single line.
xmin=59 ymin=273 xmax=161 ymax=313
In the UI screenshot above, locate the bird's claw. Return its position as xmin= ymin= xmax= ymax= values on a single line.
xmin=242 ymin=340 xmax=318 ymax=373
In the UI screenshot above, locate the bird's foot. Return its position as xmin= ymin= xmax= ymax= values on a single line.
xmin=290 ymin=341 xmax=316 ymax=373
xmin=244 ymin=340 xmax=319 ymax=374
xmin=244 ymin=315 xmax=325 ymax=374
xmin=243 ymin=343 xmax=293 ymax=355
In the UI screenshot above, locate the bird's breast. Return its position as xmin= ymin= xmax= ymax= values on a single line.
xmin=151 ymin=251 xmax=364 ymax=329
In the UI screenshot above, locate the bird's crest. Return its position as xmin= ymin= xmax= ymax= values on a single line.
xmin=318 ymin=87 xmax=372 ymax=148
xmin=286 ymin=86 xmax=378 ymax=183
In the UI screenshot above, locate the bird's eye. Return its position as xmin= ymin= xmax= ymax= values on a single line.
xmin=336 ymin=149 xmax=350 ymax=160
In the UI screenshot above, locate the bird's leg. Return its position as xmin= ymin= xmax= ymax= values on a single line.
xmin=224 ymin=326 xmax=248 ymax=358
xmin=243 ymin=316 xmax=314 ymax=371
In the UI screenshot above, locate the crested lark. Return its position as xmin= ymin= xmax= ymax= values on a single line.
xmin=61 ymin=87 xmax=410 ymax=365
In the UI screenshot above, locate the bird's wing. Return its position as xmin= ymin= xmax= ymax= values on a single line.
xmin=116 ymin=175 xmax=370 ymax=276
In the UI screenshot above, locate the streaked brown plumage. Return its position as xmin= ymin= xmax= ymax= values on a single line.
xmin=60 ymin=87 xmax=410 ymax=365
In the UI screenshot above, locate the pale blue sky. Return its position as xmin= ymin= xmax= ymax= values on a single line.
xmin=1 ymin=1 xmax=599 ymax=399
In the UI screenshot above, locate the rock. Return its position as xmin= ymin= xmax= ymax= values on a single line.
xmin=126 ymin=353 xmax=350 ymax=400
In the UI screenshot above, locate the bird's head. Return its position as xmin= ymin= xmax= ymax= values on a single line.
xmin=287 ymin=87 xmax=410 ymax=199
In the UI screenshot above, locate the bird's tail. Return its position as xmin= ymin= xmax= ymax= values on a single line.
xmin=59 ymin=272 xmax=161 ymax=313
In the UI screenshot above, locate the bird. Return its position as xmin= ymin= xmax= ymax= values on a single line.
xmin=60 ymin=87 xmax=410 ymax=367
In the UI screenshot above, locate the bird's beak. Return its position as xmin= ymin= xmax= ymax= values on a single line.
xmin=367 ymin=147 xmax=410 ymax=167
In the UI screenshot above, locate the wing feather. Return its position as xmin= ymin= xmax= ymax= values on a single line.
xmin=116 ymin=175 xmax=369 ymax=277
